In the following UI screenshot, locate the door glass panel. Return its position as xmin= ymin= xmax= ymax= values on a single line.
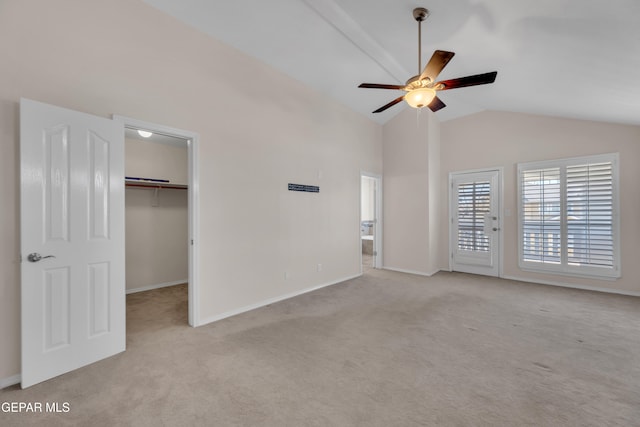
xmin=457 ymin=181 xmax=490 ymax=252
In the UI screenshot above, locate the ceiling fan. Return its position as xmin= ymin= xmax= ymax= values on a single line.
xmin=358 ymin=7 xmax=498 ymax=114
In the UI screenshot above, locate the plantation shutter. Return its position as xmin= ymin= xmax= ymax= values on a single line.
xmin=518 ymin=153 xmax=619 ymax=279
xmin=457 ymin=181 xmax=490 ymax=252
xmin=521 ymin=167 xmax=561 ymax=264
xmin=566 ymin=161 xmax=614 ymax=268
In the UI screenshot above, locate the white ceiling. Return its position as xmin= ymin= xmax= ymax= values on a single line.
xmin=143 ymin=0 xmax=640 ymax=126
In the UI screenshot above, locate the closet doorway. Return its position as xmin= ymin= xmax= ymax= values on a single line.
xmin=115 ymin=116 xmax=199 ymax=327
xmin=360 ymin=173 xmax=382 ymax=273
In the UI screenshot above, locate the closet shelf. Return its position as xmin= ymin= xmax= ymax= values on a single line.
xmin=125 ymin=179 xmax=187 ymax=190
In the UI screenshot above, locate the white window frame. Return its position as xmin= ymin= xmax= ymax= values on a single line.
xmin=517 ymin=153 xmax=620 ymax=280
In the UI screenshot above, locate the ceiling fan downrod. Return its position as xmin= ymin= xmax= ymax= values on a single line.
xmin=413 ymin=7 xmax=430 ymax=76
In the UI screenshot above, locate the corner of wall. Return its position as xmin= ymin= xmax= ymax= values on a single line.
xmin=382 ymin=108 xmax=442 ymax=275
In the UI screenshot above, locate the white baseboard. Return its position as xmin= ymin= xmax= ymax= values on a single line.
xmin=502 ymin=275 xmax=640 ymax=298
xmin=0 ymin=374 xmax=21 ymax=389
xmin=382 ymin=266 xmax=441 ymax=277
xmin=126 ymin=279 xmax=187 ymax=295
xmin=197 ymin=273 xmax=362 ymax=327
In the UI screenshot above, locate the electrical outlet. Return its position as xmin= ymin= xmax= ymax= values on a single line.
xmin=317 ymin=263 xmax=322 ymax=272
xmin=284 ymin=271 xmax=290 ymax=280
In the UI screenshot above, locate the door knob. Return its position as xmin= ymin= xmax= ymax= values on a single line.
xmin=27 ymin=253 xmax=56 ymax=263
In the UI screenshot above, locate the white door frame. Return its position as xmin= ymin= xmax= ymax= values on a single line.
xmin=113 ymin=115 xmax=200 ymax=326
xmin=449 ymin=167 xmax=503 ymax=277
xmin=360 ymin=172 xmax=383 ymax=271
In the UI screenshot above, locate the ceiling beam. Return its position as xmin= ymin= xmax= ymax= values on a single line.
xmin=301 ymin=0 xmax=410 ymax=84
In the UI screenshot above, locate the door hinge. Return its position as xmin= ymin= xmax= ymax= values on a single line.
xmin=373 ymin=251 xmax=377 ymax=256
xmin=191 ymin=239 xmax=194 ymax=245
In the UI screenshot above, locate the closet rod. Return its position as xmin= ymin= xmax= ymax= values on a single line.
xmin=125 ymin=182 xmax=187 ymax=190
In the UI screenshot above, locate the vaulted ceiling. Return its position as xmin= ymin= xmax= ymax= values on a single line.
xmin=143 ymin=0 xmax=640 ymax=126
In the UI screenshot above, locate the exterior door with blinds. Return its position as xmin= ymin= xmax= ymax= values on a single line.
xmin=450 ymin=170 xmax=501 ymax=276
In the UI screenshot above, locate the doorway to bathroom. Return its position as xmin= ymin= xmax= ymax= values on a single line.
xmin=361 ymin=173 xmax=382 ymax=272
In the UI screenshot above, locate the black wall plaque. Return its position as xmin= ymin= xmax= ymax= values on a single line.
xmin=288 ymin=183 xmax=319 ymax=193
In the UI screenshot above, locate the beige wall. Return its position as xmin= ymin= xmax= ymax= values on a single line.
xmin=125 ymin=138 xmax=188 ymax=291
xmin=361 ymin=176 xmax=374 ymax=222
xmin=126 ymin=137 xmax=188 ymax=185
xmin=426 ymin=111 xmax=441 ymax=274
xmin=0 ymin=0 xmax=382 ymax=381
xmin=440 ymin=111 xmax=640 ymax=293
xmin=382 ymin=108 xmax=440 ymax=275
xmin=125 ymin=189 xmax=188 ymax=291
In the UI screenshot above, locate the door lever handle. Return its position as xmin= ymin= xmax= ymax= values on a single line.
xmin=27 ymin=253 xmax=56 ymax=263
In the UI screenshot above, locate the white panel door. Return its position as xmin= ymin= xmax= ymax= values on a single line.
xmin=450 ymin=170 xmax=501 ymax=277
xmin=20 ymin=99 xmax=125 ymax=388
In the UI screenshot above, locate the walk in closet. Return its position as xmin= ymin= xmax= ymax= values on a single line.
xmin=124 ymin=129 xmax=189 ymax=294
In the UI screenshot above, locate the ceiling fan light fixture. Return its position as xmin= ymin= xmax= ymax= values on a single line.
xmin=358 ymin=7 xmax=497 ymax=114
xmin=404 ymin=87 xmax=436 ymax=109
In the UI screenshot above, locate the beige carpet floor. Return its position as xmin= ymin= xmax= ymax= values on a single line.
xmin=2 ymin=270 xmax=640 ymax=426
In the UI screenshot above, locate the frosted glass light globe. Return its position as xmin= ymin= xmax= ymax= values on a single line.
xmin=404 ymin=88 xmax=436 ymax=108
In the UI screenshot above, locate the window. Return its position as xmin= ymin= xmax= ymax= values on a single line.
xmin=518 ymin=153 xmax=620 ymax=279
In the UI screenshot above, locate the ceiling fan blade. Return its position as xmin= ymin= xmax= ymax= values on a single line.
xmin=419 ymin=50 xmax=455 ymax=82
xmin=436 ymin=71 xmax=498 ymax=90
xmin=372 ymin=96 xmax=405 ymax=113
xmin=428 ymin=96 xmax=446 ymax=112
xmin=359 ymin=83 xmax=406 ymax=90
